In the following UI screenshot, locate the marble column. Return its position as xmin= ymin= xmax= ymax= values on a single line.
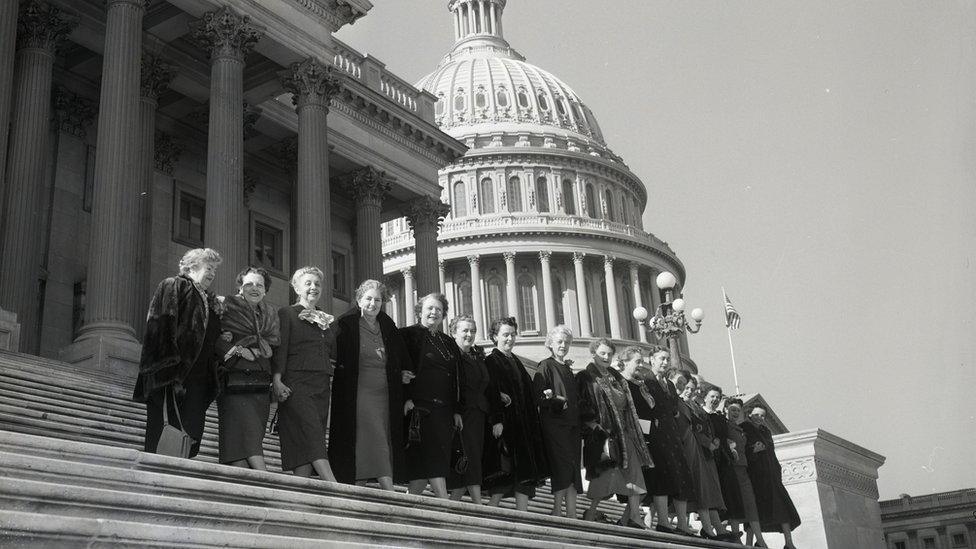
xmin=405 ymin=196 xmax=449 ymax=296
xmin=191 ymin=7 xmax=262 ymax=294
xmin=468 ymin=255 xmax=484 ymax=333
xmin=0 ymin=2 xmax=74 ymax=353
xmin=402 ymin=267 xmax=415 ymax=321
xmin=572 ymin=252 xmax=592 ymax=337
xmin=539 ymin=251 xmax=556 ymax=332
xmin=438 ymin=260 xmax=446 ymax=295
xmin=341 ymin=166 xmax=389 ymax=282
xmin=0 ymin=0 xmax=19 ymax=204
xmin=489 ymin=1 xmax=497 ymax=34
xmin=603 ymin=255 xmax=621 ymax=339
xmin=281 ymin=58 xmax=341 ymax=298
xmin=132 ymin=53 xmax=175 ymax=336
xmin=629 ymin=262 xmax=647 ymax=343
xmin=503 ymin=251 xmax=518 ymax=321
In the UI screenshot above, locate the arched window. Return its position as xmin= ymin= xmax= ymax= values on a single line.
xmin=486 ymin=276 xmax=505 ymax=323
xmin=620 ymin=194 xmax=630 ymax=226
xmin=518 ymin=275 xmax=537 ymax=332
xmin=508 ymin=176 xmax=523 ymax=212
xmin=480 ymin=177 xmax=495 ymax=214
xmin=604 ymin=189 xmax=615 ymax=222
xmin=553 ymin=275 xmax=565 ymax=325
xmin=453 ymin=93 xmax=465 ymax=111
xmin=535 ymin=176 xmax=549 ymax=213
xmin=537 ymin=93 xmax=549 ymax=111
xmin=517 ymin=88 xmax=530 ymax=108
xmin=496 ymin=89 xmax=509 ymax=107
xmin=452 ymin=181 xmax=467 ymax=218
xmin=475 ymin=88 xmax=487 ymax=108
xmin=457 ymin=279 xmax=472 ymax=316
xmin=585 ymin=184 xmax=597 ymax=218
xmin=561 ymin=179 xmax=576 ymax=215
xmin=556 ymin=98 xmax=566 ymax=116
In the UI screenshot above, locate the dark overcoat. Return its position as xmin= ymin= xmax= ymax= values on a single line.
xmin=328 ymin=308 xmax=408 ymax=484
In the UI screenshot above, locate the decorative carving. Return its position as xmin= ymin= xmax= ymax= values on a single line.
xmin=242 ymin=102 xmax=262 ymax=137
xmin=502 ymin=252 xmax=516 ymax=263
xmin=603 ymin=255 xmax=615 ymax=267
xmin=243 ymin=171 xmax=256 ymax=207
xmin=405 ymin=196 xmax=450 ymax=233
xmin=572 ymin=252 xmax=586 ymax=264
xmin=140 ymin=53 xmax=176 ymax=100
xmin=51 ymin=86 xmax=96 ymax=138
xmin=290 ymin=0 xmax=368 ymax=32
xmin=341 ymin=165 xmax=392 ymax=205
xmin=400 ymin=266 xmax=414 ymax=278
xmin=153 ymin=130 xmax=184 ymax=175
xmin=467 ymin=254 xmax=480 ymax=266
xmin=538 ymin=251 xmax=552 ymax=262
xmin=189 ymin=6 xmax=263 ymax=61
xmin=16 ymin=1 xmax=76 ymax=51
xmin=279 ymin=58 xmax=343 ymax=110
xmin=779 ymin=457 xmax=879 ymax=499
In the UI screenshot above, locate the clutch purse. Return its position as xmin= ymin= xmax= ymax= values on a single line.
xmin=451 ymin=427 xmax=468 ymax=475
xmin=156 ymin=386 xmax=194 ymax=458
xmin=224 ymin=367 xmax=271 ymax=394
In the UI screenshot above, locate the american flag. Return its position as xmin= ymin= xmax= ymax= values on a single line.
xmin=724 ymin=291 xmax=741 ymax=329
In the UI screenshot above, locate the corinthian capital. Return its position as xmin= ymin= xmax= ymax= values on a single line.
xmin=279 ymin=58 xmax=343 ymax=110
xmin=140 ymin=53 xmax=176 ymax=100
xmin=342 ymin=166 xmax=392 ymax=205
xmin=16 ymin=1 xmax=77 ymax=51
xmin=405 ymin=196 xmax=450 ymax=233
xmin=190 ymin=7 xmax=263 ymax=61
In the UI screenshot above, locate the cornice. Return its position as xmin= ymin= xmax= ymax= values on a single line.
xmin=284 ymin=0 xmax=370 ymax=33
xmin=779 ymin=456 xmax=880 ymax=500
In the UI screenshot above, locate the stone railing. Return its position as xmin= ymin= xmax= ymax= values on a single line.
xmin=329 ymin=39 xmax=435 ymax=120
xmin=331 ymin=41 xmax=364 ymax=79
xmin=379 ymin=74 xmax=419 ymax=112
xmin=879 ymin=489 xmax=976 ymax=511
xmin=382 ymin=212 xmax=675 ymax=255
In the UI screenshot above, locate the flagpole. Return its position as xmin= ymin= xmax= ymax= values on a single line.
xmin=723 ymin=287 xmax=742 ymax=395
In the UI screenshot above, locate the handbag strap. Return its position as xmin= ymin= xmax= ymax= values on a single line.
xmin=455 ymin=425 xmax=466 ymax=455
xmin=162 ymin=385 xmax=184 ymax=429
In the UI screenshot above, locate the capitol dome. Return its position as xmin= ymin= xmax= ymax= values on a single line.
xmin=382 ymin=0 xmax=696 ymax=370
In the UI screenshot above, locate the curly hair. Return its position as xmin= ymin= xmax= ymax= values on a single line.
xmin=619 ymin=345 xmax=643 ymax=364
xmin=645 ymin=344 xmax=669 ymax=358
xmin=414 ymin=292 xmax=449 ymax=320
xmin=178 ymin=248 xmax=222 ymax=275
xmin=448 ymin=314 xmax=477 ymax=335
xmin=354 ymin=279 xmax=391 ymax=303
xmin=290 ymin=266 xmax=324 ymax=291
xmin=488 ymin=316 xmax=518 ymax=343
xmin=587 ymin=337 xmax=616 ymax=356
xmin=235 ymin=266 xmax=271 ymax=291
xmin=544 ymin=324 xmax=573 ymax=349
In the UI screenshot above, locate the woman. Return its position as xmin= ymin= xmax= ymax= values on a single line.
xmin=703 ymin=386 xmax=745 ymax=541
xmin=271 ymin=266 xmax=336 ymax=481
xmin=533 ymin=325 xmax=583 ymax=518
xmin=725 ymin=398 xmax=767 ymax=547
xmin=634 ymin=347 xmax=694 ymax=535
xmin=216 ymin=266 xmax=280 ymax=470
xmin=577 ymin=341 xmax=654 ymax=528
xmin=671 ymin=370 xmax=729 ymax=540
xmin=483 ymin=317 xmax=549 ymax=512
xmin=742 ymin=405 xmax=801 ymax=549
xmin=448 ymin=314 xmax=504 ymax=504
xmin=399 ymin=292 xmax=463 ymax=498
xmin=329 ymin=279 xmax=408 ymax=490
xmin=134 ymin=248 xmax=222 ymax=459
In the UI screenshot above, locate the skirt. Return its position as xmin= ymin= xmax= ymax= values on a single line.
xmin=734 ymin=465 xmax=761 ymax=523
xmin=278 ymin=369 xmax=331 ymax=472
xmin=217 ymin=390 xmax=271 ymax=463
xmin=541 ymin=420 xmax=582 ymax=493
xmin=448 ymin=407 xmax=487 ymax=489
xmin=404 ymin=399 xmax=453 ymax=481
xmin=588 ymin=436 xmax=647 ymax=500
xmin=681 ymin=433 xmax=725 ymax=510
xmin=355 ymin=363 xmax=392 ymax=480
xmin=643 ymin=423 xmax=694 ymax=500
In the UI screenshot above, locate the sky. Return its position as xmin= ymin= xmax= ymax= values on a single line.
xmin=337 ymin=1 xmax=976 ymax=500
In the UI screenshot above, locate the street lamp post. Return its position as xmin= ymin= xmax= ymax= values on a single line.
xmin=632 ymin=271 xmax=703 ymax=372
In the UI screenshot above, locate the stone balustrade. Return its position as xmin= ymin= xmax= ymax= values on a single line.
xmin=330 ymin=38 xmax=435 ymax=121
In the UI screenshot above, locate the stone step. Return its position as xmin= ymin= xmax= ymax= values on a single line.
xmin=0 ymin=431 xmax=727 ymax=548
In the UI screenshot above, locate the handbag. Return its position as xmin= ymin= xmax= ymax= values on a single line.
xmin=482 ymin=439 xmax=513 ymax=488
xmin=222 ymin=356 xmax=271 ymax=394
xmin=156 ymin=386 xmax=195 ymax=458
xmin=451 ymin=426 xmax=468 ymax=475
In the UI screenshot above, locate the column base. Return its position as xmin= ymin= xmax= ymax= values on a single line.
xmin=0 ymin=308 xmax=20 ymax=352
xmin=60 ymin=335 xmax=142 ymax=386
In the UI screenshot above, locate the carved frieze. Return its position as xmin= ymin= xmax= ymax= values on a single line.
xmin=153 ymin=130 xmax=184 ymax=175
xmin=16 ymin=0 xmax=76 ymax=51
xmin=189 ymin=6 xmax=263 ymax=61
xmin=279 ymin=58 xmax=343 ymax=110
xmin=779 ymin=456 xmax=880 ymax=499
xmin=51 ymin=86 xmax=96 ymax=138
xmin=140 ymin=53 xmax=176 ymax=100
xmin=341 ymin=165 xmax=392 ymax=205
xmin=405 ymin=196 xmax=450 ymax=233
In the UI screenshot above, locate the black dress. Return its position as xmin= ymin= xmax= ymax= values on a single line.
xmin=329 ymin=308 xmax=407 ymax=484
xmin=533 ymin=357 xmax=582 ymax=493
xmin=742 ymin=421 xmax=802 ymax=532
xmin=400 ymin=324 xmax=461 ymax=481
xmin=675 ymin=399 xmax=726 ymax=510
xmin=709 ymin=410 xmax=746 ymax=520
xmin=629 ymin=376 xmax=694 ymax=501
xmin=448 ymin=345 xmax=504 ymax=490
xmin=483 ymin=349 xmax=549 ymax=497
xmin=271 ymin=304 xmax=335 ymax=472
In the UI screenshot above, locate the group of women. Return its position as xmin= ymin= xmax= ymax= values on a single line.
xmin=133 ymin=248 xmax=800 ymax=547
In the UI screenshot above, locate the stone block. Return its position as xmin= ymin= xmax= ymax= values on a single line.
xmin=59 ymin=335 xmax=141 ymax=386
xmin=0 ymin=309 xmax=20 ymax=352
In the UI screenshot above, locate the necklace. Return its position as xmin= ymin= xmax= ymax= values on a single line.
xmin=426 ymin=330 xmax=453 ymax=361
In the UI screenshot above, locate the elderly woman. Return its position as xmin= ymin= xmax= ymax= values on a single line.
xmin=483 ymin=317 xmax=549 ymax=512
xmin=671 ymin=371 xmax=730 ymax=541
xmin=533 ymin=324 xmax=582 ymax=518
xmin=703 ymin=386 xmax=746 ymax=541
xmin=742 ymin=405 xmax=801 ymax=549
xmin=725 ymin=398 xmax=767 ymax=547
xmin=447 ymin=314 xmax=504 ymax=504
xmin=634 ymin=347 xmax=695 ymax=535
xmin=329 ymin=279 xmax=408 ymax=490
xmin=216 ymin=266 xmax=280 ymax=470
xmin=272 ymin=266 xmax=336 ymax=481
xmin=578 ymin=341 xmax=653 ymax=528
xmin=133 ymin=248 xmax=222 ymax=459
xmin=399 ymin=292 xmax=463 ymax=498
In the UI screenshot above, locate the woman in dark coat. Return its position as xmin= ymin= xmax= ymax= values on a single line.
xmin=703 ymin=386 xmax=746 ymax=540
xmin=328 ymin=279 xmax=408 ymax=490
xmin=484 ymin=317 xmax=549 ymax=512
xmin=578 ymin=342 xmax=654 ymax=528
xmin=725 ymin=398 xmax=767 ymax=547
xmin=743 ymin=405 xmax=801 ymax=549
xmin=635 ymin=346 xmax=695 ymax=535
xmin=447 ymin=314 xmax=504 ymax=504
xmin=133 ymin=248 xmax=222 ymax=459
xmin=215 ymin=266 xmax=280 ymax=470
xmin=533 ymin=324 xmax=583 ymax=518
xmin=271 ymin=266 xmax=336 ymax=481
xmin=399 ymin=292 xmax=463 ymax=499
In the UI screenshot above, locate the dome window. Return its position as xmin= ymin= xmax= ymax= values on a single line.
xmin=435 ymin=97 xmax=445 ymax=116
xmin=535 ymin=176 xmax=549 ymax=213
xmin=475 ymin=87 xmax=487 ymax=108
xmin=562 ymin=179 xmax=576 ymax=215
xmin=604 ymin=189 xmax=615 ymax=222
xmin=480 ymin=178 xmax=495 ymax=214
xmin=496 ymin=89 xmax=509 ymax=107
xmin=453 ymin=94 xmax=465 ymax=111
xmin=452 ymin=181 xmax=467 ymax=218
xmin=517 ymin=89 xmax=530 ymax=108
xmin=537 ymin=93 xmax=549 ymax=111
xmin=508 ymin=176 xmax=523 ymax=212
xmin=556 ymin=98 xmax=566 ymax=116
xmin=585 ymin=184 xmax=597 ymax=218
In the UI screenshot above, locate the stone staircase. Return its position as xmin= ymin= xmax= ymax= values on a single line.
xmin=0 ymin=349 xmax=730 ymax=548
